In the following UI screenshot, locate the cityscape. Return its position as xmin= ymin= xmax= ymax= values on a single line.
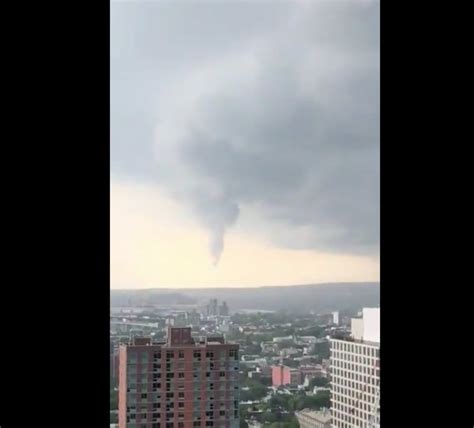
xmin=111 ymin=1 xmax=380 ymax=427
xmin=110 ymin=289 xmax=380 ymax=428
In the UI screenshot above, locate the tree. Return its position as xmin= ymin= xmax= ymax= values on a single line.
xmin=267 ymin=394 xmax=292 ymax=411
xmin=300 ymin=326 xmax=324 ymax=338
xmin=240 ymin=379 xmax=268 ymax=402
xmin=313 ymin=390 xmax=331 ymax=409
xmin=308 ymin=377 xmax=329 ymax=389
xmin=110 ymin=387 xmax=118 ymax=410
xmin=283 ymin=359 xmax=300 ymax=368
xmin=313 ymin=342 xmax=330 ymax=360
xmin=266 ymin=415 xmax=299 ymax=428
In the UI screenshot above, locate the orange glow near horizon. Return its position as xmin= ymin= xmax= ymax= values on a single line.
xmin=111 ymin=178 xmax=379 ymax=289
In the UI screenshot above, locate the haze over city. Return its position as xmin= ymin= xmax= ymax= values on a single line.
xmin=111 ymin=0 xmax=380 ymax=289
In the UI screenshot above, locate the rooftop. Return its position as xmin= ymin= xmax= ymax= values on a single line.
xmin=125 ymin=327 xmax=235 ymax=348
xmin=330 ymin=335 xmax=380 ymax=347
xmin=296 ymin=408 xmax=331 ymax=423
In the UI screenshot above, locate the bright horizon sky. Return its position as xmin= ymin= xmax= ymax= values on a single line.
xmin=111 ymin=0 xmax=380 ymax=290
xmin=111 ymin=177 xmax=379 ymax=289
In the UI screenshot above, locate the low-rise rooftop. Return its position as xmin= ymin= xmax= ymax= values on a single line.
xmin=296 ymin=408 xmax=331 ymax=423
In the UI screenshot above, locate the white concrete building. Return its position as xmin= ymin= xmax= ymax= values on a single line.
xmin=330 ymin=308 xmax=380 ymax=428
xmin=273 ymin=335 xmax=294 ymax=343
xmin=351 ymin=318 xmax=364 ymax=341
xmin=361 ymin=308 xmax=379 ymax=344
xmin=332 ymin=311 xmax=340 ymax=325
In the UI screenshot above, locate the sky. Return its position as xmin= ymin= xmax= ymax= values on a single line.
xmin=111 ymin=0 xmax=380 ymax=289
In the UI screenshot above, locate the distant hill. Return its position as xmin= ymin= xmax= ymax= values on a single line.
xmin=110 ymin=291 xmax=197 ymax=307
xmin=111 ymin=282 xmax=379 ymax=313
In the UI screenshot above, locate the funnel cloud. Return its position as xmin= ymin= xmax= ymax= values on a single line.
xmin=111 ymin=1 xmax=380 ymax=266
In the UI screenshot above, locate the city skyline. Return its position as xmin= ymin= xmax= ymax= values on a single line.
xmin=111 ymin=0 xmax=380 ymax=289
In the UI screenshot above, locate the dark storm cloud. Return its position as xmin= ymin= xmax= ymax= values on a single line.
xmin=112 ymin=0 xmax=380 ymax=262
xmin=111 ymin=1 xmax=293 ymax=179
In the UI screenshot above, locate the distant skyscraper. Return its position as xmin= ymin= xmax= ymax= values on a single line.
xmin=119 ymin=327 xmax=240 ymax=428
xmin=332 ymin=311 xmax=339 ymax=325
xmin=219 ymin=301 xmax=229 ymax=317
xmin=206 ymin=299 xmax=218 ymax=316
xmin=330 ymin=308 xmax=380 ymax=428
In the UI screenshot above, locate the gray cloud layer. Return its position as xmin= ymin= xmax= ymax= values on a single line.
xmin=112 ymin=1 xmax=380 ymax=263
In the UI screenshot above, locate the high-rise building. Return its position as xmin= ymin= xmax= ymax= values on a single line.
xmin=218 ymin=301 xmax=229 ymax=317
xmin=119 ymin=327 xmax=240 ymax=428
xmin=206 ymin=299 xmax=218 ymax=317
xmin=329 ymin=308 xmax=380 ymax=428
xmin=296 ymin=408 xmax=332 ymax=428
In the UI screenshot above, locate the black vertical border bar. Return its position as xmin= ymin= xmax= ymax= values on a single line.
xmin=381 ymin=0 xmax=473 ymax=426
xmin=99 ymin=0 xmax=111 ymax=425
xmin=0 ymin=0 xmax=111 ymax=425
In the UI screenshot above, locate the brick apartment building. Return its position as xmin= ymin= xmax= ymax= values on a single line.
xmin=271 ymin=365 xmax=301 ymax=387
xmin=272 ymin=364 xmax=323 ymax=387
xmin=119 ymin=327 xmax=240 ymax=428
xmin=300 ymin=365 xmax=323 ymax=381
